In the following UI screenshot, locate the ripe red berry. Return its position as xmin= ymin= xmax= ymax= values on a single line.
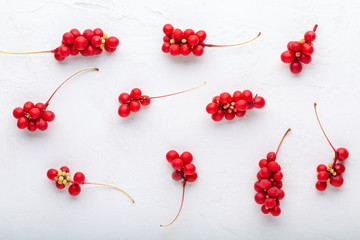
xmin=68 ymin=184 xmax=81 ymax=196
xmin=73 ymin=172 xmax=85 ymax=185
xmin=186 ymin=172 xmax=198 ymax=182
xmin=59 ymin=45 xmax=70 ymax=57
xmin=36 ymin=118 xmax=48 ymax=131
xmin=172 ymin=170 xmax=182 ymax=181
xmin=169 ymin=44 xmax=181 ymax=56
xmin=254 ymin=96 xmax=266 ymax=109
xmin=268 ymin=161 xmax=280 ymax=172
xmin=93 ymin=28 xmax=103 ymax=37
xmin=206 ymin=103 xmax=218 ymax=114
xmin=196 ymin=30 xmax=207 ymax=42
xmin=192 ymin=45 xmax=204 ymax=56
xmin=272 ymin=171 xmax=283 ymax=182
xmin=60 ymin=166 xmax=70 ymax=173
xmin=315 ymin=181 xmax=327 ymax=191
xmin=172 ymin=158 xmax=183 ymax=170
xmin=259 ymin=179 xmax=271 ymax=189
xmin=258 ymin=159 xmax=268 ymax=168
xmin=302 ymin=43 xmax=314 ymax=55
xmin=172 ymin=29 xmax=183 ymax=42
xmin=188 ymin=35 xmax=199 ymax=46
xmin=74 ymin=36 xmax=89 ymax=51
xmin=166 ymin=150 xmax=179 ymax=163
xmin=183 ymin=29 xmax=195 ymax=39
xmin=264 ymin=198 xmax=276 ymax=209
xmin=47 ymin=169 xmax=58 ymax=180
xmin=70 ymin=29 xmax=81 ymax=38
xmin=83 ymin=29 xmax=94 ymax=41
xmin=163 ymin=24 xmax=174 ymax=36
xmin=17 ymin=117 xmax=28 ymax=129
xmin=317 ymin=171 xmax=329 ymax=182
xmin=254 ymin=181 xmax=263 ymax=192
xmin=130 ymin=101 xmax=141 ymax=112
xmin=334 ymin=163 xmax=345 ymax=174
xmin=304 ymin=31 xmax=316 ymax=42
xmin=330 ymin=175 xmax=344 ymax=187
xmin=317 ymin=164 xmax=328 ymax=172
xmin=277 ymin=189 xmax=285 ymax=200
xmin=280 ymin=50 xmax=295 ymax=63
xmin=290 ymin=61 xmax=302 ymax=74
xmin=13 ymin=107 xmax=24 ymax=118
xmin=261 ymin=205 xmax=271 ymax=214
xmin=180 ymin=44 xmax=192 ymax=56
xmin=290 ymin=41 xmax=302 ymax=52
xmin=299 ymin=54 xmax=312 ymax=64
xmin=235 ymin=100 xmax=248 ymax=111
xmin=180 ymin=151 xmax=193 ymax=164
xmin=91 ymin=36 xmax=102 ymax=48
xmin=241 ymin=90 xmax=253 ymax=103
xmin=337 ymin=148 xmax=349 ymax=161
xmin=62 ymin=32 xmax=74 ymax=45
xmin=162 ymin=42 xmax=171 ymax=53
xmin=118 ymin=104 xmax=131 ymax=117
xmin=271 ymin=206 xmax=281 ymax=216
xmin=106 ymin=37 xmax=119 ymax=48
xmin=29 ymin=108 xmax=41 ymax=119
xmin=267 ymin=152 xmax=276 ymax=161
xmin=183 ymin=164 xmax=196 ymax=176
xmin=130 ymin=88 xmax=142 ymax=99
xmin=119 ymin=93 xmax=131 ymax=104
xmin=254 ymin=192 xmax=266 ymax=204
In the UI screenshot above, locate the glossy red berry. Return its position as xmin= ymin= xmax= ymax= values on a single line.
xmin=304 ymin=31 xmax=316 ymax=42
xmin=337 ymin=148 xmax=349 ymax=161
xmin=267 ymin=152 xmax=276 ymax=162
xmin=183 ymin=164 xmax=196 ymax=175
xmin=169 ymin=44 xmax=181 ymax=56
xmin=68 ymin=184 xmax=81 ymax=196
xmin=290 ymin=61 xmax=302 ymax=74
xmin=106 ymin=37 xmax=119 ymax=48
xmin=166 ymin=150 xmax=179 ymax=163
xmin=172 ymin=170 xmax=182 ymax=181
xmin=47 ymin=169 xmax=58 ymax=180
xmin=188 ymin=35 xmax=199 ymax=46
xmin=130 ymin=88 xmax=142 ymax=99
xmin=302 ymin=43 xmax=314 ymax=55
xmin=172 ymin=29 xmax=183 ymax=42
xmin=280 ymin=50 xmax=295 ymax=63
xmin=163 ymin=24 xmax=174 ymax=36
xmin=118 ymin=104 xmax=131 ymax=117
xmin=74 ymin=36 xmax=88 ymax=51
xmin=62 ymin=32 xmax=74 ymax=45
xmin=330 ymin=175 xmax=344 ymax=187
xmin=186 ymin=172 xmax=198 ymax=182
xmin=93 ymin=28 xmax=103 ymax=37
xmin=254 ymin=192 xmax=266 ymax=204
xmin=171 ymin=158 xmax=183 ymax=170
xmin=180 ymin=152 xmax=193 ymax=164
xmin=192 ymin=45 xmax=204 ymax=56
xmin=196 ymin=30 xmax=207 ymax=42
xmin=315 ymin=181 xmax=327 ymax=191
xmin=73 ymin=172 xmax=85 ymax=185
xmin=264 ymin=198 xmax=276 ymax=209
xmin=183 ymin=29 xmax=195 ymax=39
xmin=317 ymin=171 xmax=329 ymax=182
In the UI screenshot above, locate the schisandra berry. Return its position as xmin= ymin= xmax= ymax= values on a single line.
xmin=254 ymin=129 xmax=291 ymax=217
xmin=314 ymin=103 xmax=349 ymax=191
xmin=280 ymin=24 xmax=318 ymax=74
xmin=206 ymin=90 xmax=265 ymax=122
xmin=13 ymin=68 xmax=98 ymax=132
xmin=162 ymin=24 xmax=261 ymax=57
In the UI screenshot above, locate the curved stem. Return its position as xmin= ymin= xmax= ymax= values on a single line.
xmin=203 ymin=32 xmax=261 ymax=48
xmin=84 ymin=182 xmax=135 ymax=203
xmin=0 ymin=49 xmax=55 ymax=55
xmin=160 ymin=181 xmax=186 ymax=227
xmin=313 ymin=24 xmax=318 ymax=32
xmin=276 ymin=128 xmax=291 ymax=155
xmin=45 ymin=68 xmax=99 ymax=105
xmin=150 ymin=82 xmax=206 ymax=99
xmin=314 ymin=103 xmax=336 ymax=153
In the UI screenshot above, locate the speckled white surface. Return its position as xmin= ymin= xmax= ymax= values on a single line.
xmin=1 ymin=0 xmax=360 ymax=239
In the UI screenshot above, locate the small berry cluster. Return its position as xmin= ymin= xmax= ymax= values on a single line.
xmin=54 ymin=28 xmax=119 ymax=61
xmin=206 ymin=90 xmax=265 ymax=121
xmin=47 ymin=166 xmax=134 ymax=202
xmin=314 ymin=103 xmax=349 ymax=191
xmin=254 ymin=129 xmax=291 ymax=217
xmin=118 ymin=88 xmax=150 ymax=118
xmin=161 ymin=150 xmax=197 ymax=227
xmin=281 ymin=24 xmax=318 ymax=74
xmin=162 ymin=24 xmax=207 ymax=56
xmin=13 ymin=101 xmax=54 ymax=131
xmin=12 ymin=68 xmax=98 ymax=132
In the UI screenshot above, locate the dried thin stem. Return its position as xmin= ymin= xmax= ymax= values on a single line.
xmin=203 ymin=32 xmax=261 ymax=47
xmin=150 ymin=82 xmax=206 ymax=99
xmin=84 ymin=182 xmax=135 ymax=203
xmin=276 ymin=128 xmax=292 ymax=155
xmin=314 ymin=103 xmax=336 ymax=153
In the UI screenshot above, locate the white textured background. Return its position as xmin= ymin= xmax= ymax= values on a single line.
xmin=0 ymin=0 xmax=359 ymax=239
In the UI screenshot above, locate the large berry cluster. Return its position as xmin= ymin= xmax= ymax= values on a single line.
xmin=54 ymin=28 xmax=119 ymax=61
xmin=206 ymin=90 xmax=265 ymax=121
xmin=13 ymin=102 xmax=54 ymax=131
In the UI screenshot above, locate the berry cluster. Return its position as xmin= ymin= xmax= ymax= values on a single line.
xmin=47 ymin=166 xmax=134 ymax=202
xmin=281 ymin=24 xmax=318 ymax=74
xmin=254 ymin=129 xmax=291 ymax=216
xmin=12 ymin=68 xmax=98 ymax=132
xmin=161 ymin=24 xmax=261 ymax=56
xmin=118 ymin=82 xmax=206 ymax=118
xmin=314 ymin=103 xmax=349 ymax=191
xmin=206 ymin=90 xmax=265 ymax=121
xmin=161 ymin=150 xmax=198 ymax=227
xmin=55 ymin=28 xmax=119 ymax=61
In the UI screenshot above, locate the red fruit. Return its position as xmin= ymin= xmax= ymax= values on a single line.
xmin=54 ymin=52 xmax=65 ymax=61
xmin=17 ymin=117 xmax=28 ymax=129
xmin=83 ymin=29 xmax=94 ymax=41
xmin=93 ymin=28 xmax=103 ymax=37
xmin=42 ymin=111 xmax=55 ymax=122
xmin=330 ymin=175 xmax=344 ymax=187
xmin=257 ymin=171 xmax=262 ymax=181
xmin=271 ymin=206 xmax=281 ymax=216
xmin=69 ymin=45 xmax=79 ymax=56
xmin=225 ymin=111 xmax=235 ymax=120
xmin=60 ymin=166 xmax=70 ymax=173
xmin=59 ymin=45 xmax=70 ymax=58
xmin=140 ymin=96 xmax=151 ymax=106
xmin=212 ymin=96 xmax=219 ymax=103
xmin=13 ymin=107 xmax=24 ymax=118
xmin=334 ymin=163 xmax=345 ymax=174
xmin=91 ymin=36 xmax=102 ymax=48
xmin=315 ymin=181 xmax=327 ymax=191
xmin=267 ymin=152 xmax=276 ymax=162
xmin=180 ymin=44 xmax=192 ymax=56
xmin=211 ymin=110 xmax=224 ymax=121
xmin=130 ymin=101 xmax=141 ymax=112
xmin=186 ymin=172 xmax=198 ymax=182
xmin=68 ymin=184 xmax=81 ymax=196
xmin=287 ymin=41 xmax=293 ymax=50
xmin=85 ymin=45 xmax=96 ymax=56
xmin=241 ymin=90 xmax=253 ymax=103
xmin=36 ymin=118 xmax=48 ymax=131
xmin=277 ymin=189 xmax=285 ymax=200
xmin=260 ymin=167 xmax=271 ymax=178
xmin=290 ymin=61 xmax=302 ymax=74
xmin=206 ymin=103 xmax=218 ymax=114
xmin=74 ymin=36 xmax=89 ymax=51
xmin=272 ymin=171 xmax=283 ymax=182
xmin=119 ymin=93 xmax=131 ymax=104
xmin=196 ymin=30 xmax=207 ymax=42
xmin=235 ymin=110 xmax=246 ymax=118
xmin=232 ymin=91 xmax=242 ymax=102
xmin=254 ymin=181 xmax=263 ymax=192
xmin=172 ymin=29 xmax=183 ymax=41
xmin=267 ymin=187 xmax=279 ymax=197
xmin=273 ymin=181 xmax=283 ymax=189
xmin=47 ymin=169 xmax=58 ymax=180
xmin=290 ymin=41 xmax=302 ymax=52
xmin=304 ymin=31 xmax=316 ymax=42
xmin=106 ymin=37 xmax=119 ymax=48
xmin=166 ymin=150 xmax=179 ymax=163
xmin=62 ymin=32 xmax=74 ymax=45
xmin=130 ymin=88 xmax=142 ymax=99
xmin=73 ymin=172 xmax=85 ymax=185
xmin=27 ymin=121 xmax=37 ymax=132
xmin=163 ymin=36 xmax=170 ymax=42
xmin=23 ymin=101 xmax=34 ymax=112
xmin=70 ymin=29 xmax=81 ymax=39
xmin=302 ymin=43 xmax=314 ymax=55
xmin=268 ymin=161 xmax=280 ymax=172
xmin=188 ymin=35 xmax=199 ymax=46
xmin=29 ymin=108 xmax=41 ymax=119
xmin=180 ymin=152 xmax=193 ymax=164
xmin=259 ymin=159 xmax=268 ymax=168
xmin=171 ymin=158 xmax=183 ymax=170
xmin=104 ymin=45 xmax=117 ymax=53
xmin=192 ymin=45 xmax=204 ymax=56
xmin=162 ymin=42 xmax=171 ymax=53
xmin=261 ymin=205 xmax=270 ymax=214
xmin=299 ymin=54 xmax=312 ymax=64
xmin=235 ymin=100 xmax=248 ymax=111
xmin=264 ymin=198 xmax=276 ymax=209
xmin=219 ymin=92 xmax=232 ymax=104
xmin=183 ymin=164 xmax=196 ymax=175
xmin=172 ymin=170 xmax=182 ymax=181
xmin=280 ymin=50 xmax=295 ymax=63
xmin=163 ymin=24 xmax=174 ymax=36
xmin=118 ymin=104 xmax=131 ymax=118
xmin=317 ymin=171 xmax=329 ymax=182
xmin=35 ymin=102 xmax=45 ymax=111
xmin=169 ymin=44 xmax=181 ymax=56
xmin=259 ymin=179 xmax=272 ymax=189
xmin=56 ymin=182 xmax=65 ymax=189
xmin=254 ymin=192 xmax=266 ymax=204
xmin=337 ymin=148 xmax=349 ymax=161
xmin=183 ymin=29 xmax=195 ymax=39
xmin=253 ymin=96 xmax=265 ymax=109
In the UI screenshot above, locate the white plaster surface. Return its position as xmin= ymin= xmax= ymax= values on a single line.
xmin=0 ymin=0 xmax=360 ymax=239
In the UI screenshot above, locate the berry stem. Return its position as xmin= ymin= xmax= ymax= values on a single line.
xmin=276 ymin=128 xmax=292 ymax=155
xmin=160 ymin=181 xmax=186 ymax=227
xmin=313 ymin=24 xmax=318 ymax=32
xmin=83 ymin=182 xmax=135 ymax=203
xmin=314 ymin=103 xmax=337 ymax=154
xmin=45 ymin=68 xmax=99 ymax=106
xmin=203 ymin=32 xmax=261 ymax=48
xmin=0 ymin=49 xmax=55 ymax=55
xmin=150 ymin=82 xmax=206 ymax=99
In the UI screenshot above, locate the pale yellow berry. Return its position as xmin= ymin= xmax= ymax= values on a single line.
xmin=66 ymin=173 xmax=70 ymax=177
xmin=58 ymin=181 xmax=62 ymax=184
xmin=57 ymin=170 xmax=62 ymax=176
xmin=181 ymin=38 xmax=187 ymax=43
xmin=101 ymin=38 xmax=106 ymax=44
xmin=327 ymin=179 xmax=330 ymax=183
xmin=333 ymin=172 xmax=337 ymax=176
xmin=330 ymin=169 xmax=334 ymax=173
xmin=66 ymin=176 xmax=71 ymax=181
xmin=62 ymin=172 xmax=66 ymax=176
xmin=103 ymin=33 xmax=108 ymax=39
xmin=100 ymin=45 xmax=105 ymax=50
xmin=62 ymin=180 xmax=67 ymax=185
xmin=328 ymin=164 xmax=333 ymax=168
xmin=299 ymin=39 xmax=305 ymax=44
xmin=59 ymin=176 xmax=64 ymax=182
xmin=170 ymin=39 xmax=175 ymax=44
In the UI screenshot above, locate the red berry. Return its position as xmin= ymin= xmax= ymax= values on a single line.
xmin=267 ymin=187 xmax=279 ymax=197
xmin=119 ymin=93 xmax=131 ymax=104
xmin=180 ymin=44 xmax=192 ymax=56
xmin=162 ymin=42 xmax=171 ymax=53
xmin=130 ymin=88 xmax=142 ymax=99
xmin=68 ymin=184 xmax=81 ymax=196
xmin=54 ymin=52 xmax=65 ymax=61
xmin=106 ymin=37 xmax=119 ymax=48
xmin=257 ymin=171 xmax=262 ymax=181
xmin=29 ymin=108 xmax=41 ymax=119
xmin=188 ymin=35 xmax=199 ymax=46
xmin=259 ymin=159 xmax=268 ymax=168
xmin=183 ymin=164 xmax=196 ymax=175
xmin=261 ymin=205 xmax=270 ymax=214
xmin=36 ymin=118 xmax=48 ymax=131
xmin=183 ymin=29 xmax=195 ymax=39
xmin=330 ymin=175 xmax=344 ymax=187
xmin=304 ymin=31 xmax=316 ymax=42
xmin=196 ymin=30 xmax=207 ymax=42
xmin=85 ymin=45 xmax=96 ymax=56
xmin=259 ymin=179 xmax=272 ymax=190
xmin=69 ymin=45 xmax=79 ymax=56
xmin=254 ymin=192 xmax=266 ymax=204
xmin=225 ymin=111 xmax=235 ymax=120
xmin=172 ymin=158 xmax=183 ymax=170
xmin=271 ymin=206 xmax=281 ymax=216
xmin=290 ymin=41 xmax=302 ymax=52
xmin=180 ymin=152 xmax=193 ymax=164
xmin=254 ymin=181 xmax=263 ymax=192
xmin=192 ymin=45 xmax=204 ymax=56
xmin=273 ymin=181 xmax=282 ymax=189
xmin=272 ymin=171 xmax=283 ymax=182
xmin=235 ymin=100 xmax=248 ymax=111
xmin=13 ymin=107 xmax=24 ymax=118
xmin=93 ymin=28 xmax=103 ymax=37
xmin=172 ymin=170 xmax=182 ymax=181
xmin=166 ymin=150 xmax=179 ymax=163
xmin=118 ymin=104 xmax=131 ymax=118
xmin=186 ymin=172 xmax=198 ymax=182
xmin=206 ymin=103 xmax=218 ymax=114
xmin=17 ymin=117 xmax=28 ymax=129
xmin=253 ymin=96 xmax=265 ymax=109
xmin=47 ymin=169 xmax=58 ymax=180
xmin=299 ymin=54 xmax=312 ymax=64
xmin=280 ymin=50 xmax=295 ymax=63
xmin=59 ymin=45 xmax=70 ymax=58
xmin=334 ymin=163 xmax=345 ymax=174
xmin=56 ymin=182 xmax=65 ymax=189
xmin=73 ymin=172 xmax=85 ymax=185
xmin=27 ymin=121 xmax=37 ymax=132
xmin=74 ymin=36 xmax=89 ymax=51
xmin=62 ymin=32 xmax=74 ymax=45
xmin=104 ymin=45 xmax=117 ymax=53
xmin=277 ymin=189 xmax=285 ymax=200
xmin=241 ymin=90 xmax=253 ymax=103
xmin=91 ymin=36 xmax=102 ymax=48
xmin=212 ymin=96 xmax=219 ymax=103
xmin=232 ymin=91 xmax=242 ymax=102
xmin=317 ymin=171 xmax=329 ymax=182
xmin=70 ymin=29 xmax=81 ymax=38
xmin=42 ymin=111 xmax=55 ymax=122
xmin=163 ymin=24 xmax=174 ymax=36
xmin=163 ymin=36 xmax=170 ymax=42
xmin=211 ymin=110 xmax=224 ymax=121
xmin=219 ymin=92 xmax=232 ymax=104
xmin=83 ymin=29 xmax=94 ymax=41
xmin=302 ymin=43 xmax=314 ymax=55
xmin=315 ymin=181 xmax=327 ymax=191
xmin=264 ymin=198 xmax=276 ymax=209
xmin=169 ymin=44 xmax=181 ymax=56
xmin=290 ymin=61 xmax=302 ymax=74
xmin=337 ymin=148 xmax=349 ymax=161
xmin=172 ymin=29 xmax=183 ymax=42
xmin=23 ymin=101 xmax=34 ymax=112
xmin=130 ymin=101 xmax=141 ymax=112
xmin=260 ymin=167 xmax=271 ymax=179
xmin=268 ymin=161 xmax=280 ymax=172
xmin=140 ymin=96 xmax=151 ymax=106
xmin=287 ymin=41 xmax=293 ymax=50
xmin=60 ymin=166 xmax=70 ymax=173
xmin=316 ymin=164 xmax=327 ymax=172
xmin=34 ymin=102 xmax=45 ymax=111
xmin=267 ymin=152 xmax=276 ymax=161
xmin=235 ymin=110 xmax=246 ymax=118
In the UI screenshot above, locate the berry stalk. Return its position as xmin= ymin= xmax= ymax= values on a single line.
xmin=82 ymin=181 xmax=135 ymax=203
xmin=276 ymin=128 xmax=292 ymax=155
xmin=203 ymin=32 xmax=261 ymax=48
xmin=160 ymin=181 xmax=186 ymax=227
xmin=0 ymin=49 xmax=55 ymax=55
xmin=150 ymin=82 xmax=206 ymax=99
